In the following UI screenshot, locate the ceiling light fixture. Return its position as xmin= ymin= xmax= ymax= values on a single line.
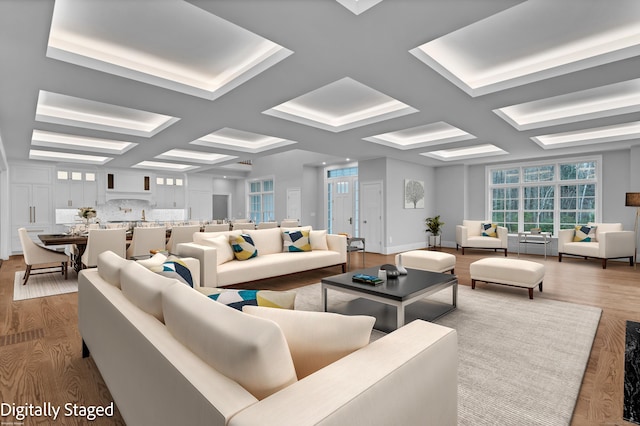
xmin=155 ymin=149 xmax=237 ymax=164
xmin=191 ymin=128 xmax=296 ymax=153
xmin=29 ymin=149 xmax=112 ymax=165
xmin=421 ymin=144 xmax=507 ymax=161
xmin=31 ymin=130 xmax=136 ymax=155
xmin=131 ymin=161 xmax=198 ymax=171
xmin=531 ymin=121 xmax=640 ymax=149
xmin=364 ymin=121 xmax=475 ymax=149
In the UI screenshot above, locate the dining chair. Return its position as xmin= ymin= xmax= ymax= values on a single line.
xmin=18 ymin=227 xmax=69 ymax=285
xmin=126 ymin=226 xmax=167 ymax=258
xmin=280 ymin=219 xmax=300 ymax=228
xmin=165 ymin=225 xmax=201 ymax=253
xmin=233 ymin=219 xmax=251 ymax=223
xmin=231 ymin=222 xmax=256 ymax=231
xmin=256 ymin=221 xmax=278 ymax=229
xmin=204 ymin=223 xmax=231 ymax=232
xmin=81 ymin=228 xmax=127 ymax=268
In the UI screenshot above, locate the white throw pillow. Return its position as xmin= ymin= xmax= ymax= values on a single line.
xmin=163 ymin=284 xmax=297 ymax=400
xmin=199 ymin=235 xmax=234 ymax=265
xmin=97 ymin=250 xmax=130 ymax=288
xmin=135 ymin=252 xmax=168 ymax=268
xmin=309 ymin=230 xmax=328 ymax=250
xmin=243 ymin=306 xmax=375 ymax=379
xmin=247 ymin=228 xmax=283 ymax=255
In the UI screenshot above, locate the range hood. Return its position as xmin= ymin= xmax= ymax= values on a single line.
xmin=105 ymin=191 xmax=153 ymax=202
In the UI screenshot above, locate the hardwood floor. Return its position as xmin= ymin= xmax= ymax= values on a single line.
xmin=1 ymin=249 xmax=638 ymax=425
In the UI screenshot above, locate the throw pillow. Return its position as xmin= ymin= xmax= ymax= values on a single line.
xmin=199 ymin=235 xmax=234 ymax=265
xmin=243 ymin=306 xmax=375 ymax=379
xmin=135 ymin=252 xmax=168 ymax=269
xmin=229 ymin=233 xmax=258 ymax=260
xmin=481 ymin=223 xmax=498 ymax=237
xmin=203 ymin=289 xmax=296 ymax=310
xmin=309 ymin=230 xmax=329 ymax=250
xmin=163 ymin=284 xmax=298 ymax=400
xmin=282 ymin=230 xmax=311 ymax=252
xmin=574 ymin=225 xmax=596 ymax=242
xmin=149 ymin=257 xmax=194 ymax=288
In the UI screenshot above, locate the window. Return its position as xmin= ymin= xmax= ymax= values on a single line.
xmin=488 ymin=158 xmax=599 ymax=235
xmin=248 ymin=178 xmax=274 ymax=223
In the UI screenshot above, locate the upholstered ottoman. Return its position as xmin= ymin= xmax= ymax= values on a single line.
xmin=395 ymin=250 xmax=456 ymax=274
xmin=469 ymin=258 xmax=545 ymax=299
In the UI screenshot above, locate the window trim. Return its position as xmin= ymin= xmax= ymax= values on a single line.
xmin=485 ymin=155 xmax=602 ymax=236
xmin=247 ymin=175 xmax=275 ymax=223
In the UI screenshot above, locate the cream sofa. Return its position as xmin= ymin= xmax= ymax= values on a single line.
xmin=176 ymin=227 xmax=347 ymax=288
xmin=455 ymin=220 xmax=508 ymax=256
xmin=78 ymin=251 xmax=459 ymax=426
xmin=558 ymin=222 xmax=635 ymax=269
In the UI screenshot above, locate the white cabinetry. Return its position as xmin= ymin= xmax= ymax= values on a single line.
xmin=55 ymin=170 xmax=98 ymax=208
xmin=11 ymin=164 xmax=54 ymax=253
xmin=187 ymin=190 xmax=212 ymax=221
xmin=155 ymin=176 xmax=185 ymax=208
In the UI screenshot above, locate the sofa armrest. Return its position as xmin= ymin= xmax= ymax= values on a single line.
xmin=176 ymin=243 xmax=218 ymax=288
xmin=497 ymin=226 xmax=508 ymax=248
xmin=326 ymin=234 xmax=347 ymax=263
xmin=598 ymin=231 xmax=636 ymax=258
xmin=456 ymin=225 xmax=467 ymax=245
xmin=557 ymin=229 xmax=574 ymax=252
xmin=228 ymin=320 xmax=457 ymax=426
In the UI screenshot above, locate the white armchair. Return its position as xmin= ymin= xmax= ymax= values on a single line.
xmin=558 ymin=222 xmax=634 ymax=269
xmin=455 ymin=220 xmax=508 ymax=256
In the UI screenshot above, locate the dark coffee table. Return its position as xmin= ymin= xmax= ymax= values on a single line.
xmin=321 ymin=266 xmax=457 ymax=332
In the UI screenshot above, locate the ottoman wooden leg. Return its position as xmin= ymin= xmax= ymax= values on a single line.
xmin=528 ymin=288 xmax=533 ymax=299
xmin=539 ymin=281 xmax=543 ymax=292
xmin=471 ymin=279 xmax=476 ymax=289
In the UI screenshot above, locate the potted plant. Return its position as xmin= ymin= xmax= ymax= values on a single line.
xmin=425 ymin=215 xmax=445 ymax=248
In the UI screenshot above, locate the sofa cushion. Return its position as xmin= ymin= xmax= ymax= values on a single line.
xmin=589 ymin=222 xmax=623 ymax=241
xmin=243 ymin=306 xmax=375 ymax=379
xmin=230 ymin=233 xmax=258 ymax=260
xmin=247 ymin=228 xmax=283 ymax=255
xmin=310 ymin=230 xmax=328 ymax=250
xmin=97 ymin=250 xmax=129 ymax=288
xmin=162 ymin=284 xmax=298 ymax=400
xmin=201 ymin=289 xmax=296 ymax=310
xmin=199 ymin=235 xmax=234 ymax=265
xmin=463 ymin=220 xmax=484 ymax=237
xmin=574 ymin=225 xmax=596 ymax=242
xmin=282 ymin=230 xmax=311 ymax=252
xmin=120 ymin=261 xmax=180 ymax=322
xmin=481 ymin=223 xmax=498 ymax=237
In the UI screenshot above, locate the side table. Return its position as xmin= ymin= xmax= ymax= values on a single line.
xmin=517 ymin=231 xmax=552 ymax=260
xmin=346 ymin=237 xmax=365 ymax=270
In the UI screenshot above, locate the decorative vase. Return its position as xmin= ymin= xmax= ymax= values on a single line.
xmin=396 ymin=254 xmax=408 ymax=275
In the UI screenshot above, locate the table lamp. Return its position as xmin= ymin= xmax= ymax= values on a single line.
xmin=625 ymin=192 xmax=640 ymax=268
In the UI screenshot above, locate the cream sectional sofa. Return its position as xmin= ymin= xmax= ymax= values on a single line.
xmin=176 ymin=227 xmax=347 ymax=288
xmin=78 ymin=251 xmax=459 ymax=426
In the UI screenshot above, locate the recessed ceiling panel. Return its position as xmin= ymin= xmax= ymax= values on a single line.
xmin=531 ymin=121 xmax=640 ymax=149
xmin=31 ymin=130 xmax=136 ymax=155
xmin=263 ymin=77 xmax=418 ymax=132
xmin=364 ymin=121 xmax=475 ymax=150
xmin=335 ymin=0 xmax=384 ymax=15
xmin=410 ymin=1 xmax=640 ymax=96
xmin=494 ymin=78 xmax=640 ymax=130
xmin=29 ymin=149 xmax=112 ymax=165
xmin=47 ymin=0 xmax=293 ymax=100
xmin=191 ymin=127 xmax=296 ymax=153
xmin=155 ymin=149 xmax=237 ymax=165
xmin=36 ymin=91 xmax=179 ymax=137
xmin=420 ymin=144 xmax=507 ymax=161
xmin=131 ymin=161 xmax=198 ymax=172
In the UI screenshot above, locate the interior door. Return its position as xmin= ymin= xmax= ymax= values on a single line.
xmin=212 ymin=194 xmax=230 ymax=220
xmin=286 ymin=187 xmax=301 ymax=222
xmin=331 ymin=179 xmax=354 ymax=235
xmin=361 ymin=181 xmax=383 ymax=253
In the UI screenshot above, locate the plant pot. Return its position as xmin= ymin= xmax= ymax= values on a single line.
xmin=428 ymin=235 xmax=441 ymax=248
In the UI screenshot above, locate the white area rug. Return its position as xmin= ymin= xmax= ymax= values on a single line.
xmin=294 ymin=283 xmax=601 ymax=426
xmin=13 ymin=270 xmax=78 ymax=301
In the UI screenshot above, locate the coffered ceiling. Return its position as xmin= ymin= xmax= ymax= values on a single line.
xmin=1 ymin=0 xmax=639 ymax=177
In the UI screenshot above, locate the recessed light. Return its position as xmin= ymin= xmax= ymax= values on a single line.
xmin=421 ymin=144 xmax=507 ymax=161
xmin=29 ymin=149 xmax=112 ymax=165
xmin=364 ymin=121 xmax=475 ymax=149
xmin=131 ymin=161 xmax=198 ymax=171
xmin=531 ymin=121 xmax=640 ymax=149
xmin=36 ymin=91 xmax=179 ymax=137
xmin=155 ymin=149 xmax=236 ymax=164
xmin=31 ymin=130 xmax=136 ymax=155
xmin=192 ymin=128 xmax=296 ymax=153
xmin=494 ymin=78 xmax=640 ymax=131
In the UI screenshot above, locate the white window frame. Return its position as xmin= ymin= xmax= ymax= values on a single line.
xmin=486 ymin=155 xmax=602 ymax=236
xmin=247 ymin=176 xmax=275 ymax=223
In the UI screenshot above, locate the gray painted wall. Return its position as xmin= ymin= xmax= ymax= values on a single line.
xmin=434 ymin=165 xmax=466 ymax=247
